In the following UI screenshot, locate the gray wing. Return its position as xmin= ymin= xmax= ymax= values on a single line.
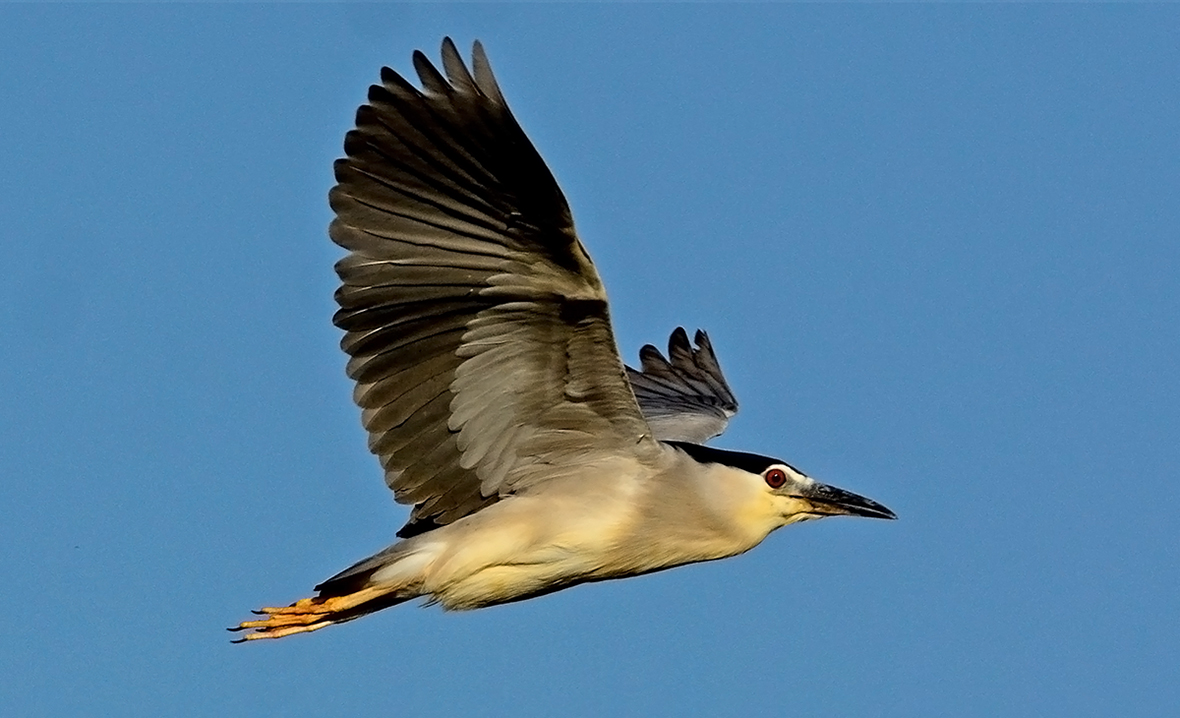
xmin=330 ymin=38 xmax=658 ymax=538
xmin=625 ymin=328 xmax=739 ymax=444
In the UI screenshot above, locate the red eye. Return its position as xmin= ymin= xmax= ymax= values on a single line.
xmin=764 ymin=468 xmax=787 ymax=489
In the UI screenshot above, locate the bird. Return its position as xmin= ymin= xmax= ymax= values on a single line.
xmin=231 ymin=38 xmax=896 ymax=642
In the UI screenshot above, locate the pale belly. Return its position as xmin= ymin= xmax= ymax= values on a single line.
xmin=415 ymin=491 xmax=640 ymax=609
xmin=369 ymin=458 xmax=771 ymax=609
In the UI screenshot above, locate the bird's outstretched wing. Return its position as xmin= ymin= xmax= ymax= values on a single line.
xmin=625 ymin=328 xmax=739 ymax=444
xmin=330 ymin=38 xmax=658 ymax=538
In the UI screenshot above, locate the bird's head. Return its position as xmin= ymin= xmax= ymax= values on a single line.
xmin=669 ymin=442 xmax=896 ymax=533
xmin=754 ymin=461 xmax=897 ymax=525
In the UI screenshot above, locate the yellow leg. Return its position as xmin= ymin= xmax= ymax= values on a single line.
xmin=230 ymin=586 xmax=394 ymax=642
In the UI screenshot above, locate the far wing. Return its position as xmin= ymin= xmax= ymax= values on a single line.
xmin=625 ymin=328 xmax=739 ymax=443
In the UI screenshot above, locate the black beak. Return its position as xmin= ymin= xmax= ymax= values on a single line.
xmin=797 ymin=482 xmax=897 ymax=520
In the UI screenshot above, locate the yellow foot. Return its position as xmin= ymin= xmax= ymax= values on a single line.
xmin=229 ymin=586 xmax=392 ymax=642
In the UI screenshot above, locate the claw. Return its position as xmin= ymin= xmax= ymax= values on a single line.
xmin=235 ymin=621 xmax=334 ymax=641
xmin=231 ymin=586 xmax=398 ymax=642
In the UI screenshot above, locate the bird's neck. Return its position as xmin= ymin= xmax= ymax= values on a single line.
xmin=606 ymin=450 xmax=783 ymax=574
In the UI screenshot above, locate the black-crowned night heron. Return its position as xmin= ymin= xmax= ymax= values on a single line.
xmin=232 ymin=39 xmax=895 ymax=641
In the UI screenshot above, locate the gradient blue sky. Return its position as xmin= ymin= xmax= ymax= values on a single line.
xmin=3 ymin=5 xmax=1177 ymax=717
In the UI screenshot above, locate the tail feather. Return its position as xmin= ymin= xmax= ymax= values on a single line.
xmin=313 ymin=541 xmax=419 ymax=596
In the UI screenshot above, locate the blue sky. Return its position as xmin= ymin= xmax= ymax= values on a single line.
xmin=2 ymin=4 xmax=1177 ymax=717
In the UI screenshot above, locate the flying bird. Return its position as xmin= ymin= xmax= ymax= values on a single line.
xmin=232 ymin=39 xmax=895 ymax=641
